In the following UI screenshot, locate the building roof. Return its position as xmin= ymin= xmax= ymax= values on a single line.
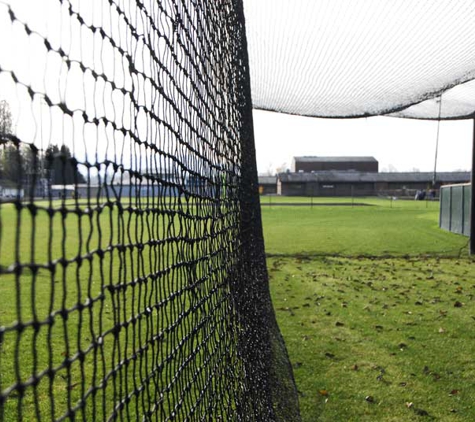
xmin=278 ymin=171 xmax=471 ymax=184
xmin=258 ymin=176 xmax=277 ymax=184
xmin=377 ymin=172 xmax=471 ymax=183
xmin=293 ymin=156 xmax=378 ymax=163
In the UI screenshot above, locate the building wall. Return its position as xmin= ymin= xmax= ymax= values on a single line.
xmin=280 ymin=182 xmax=376 ymax=197
xmin=259 ymin=183 xmax=277 ymax=195
xmin=294 ymin=160 xmax=378 ymax=173
xmin=277 ymin=172 xmax=469 ymax=198
xmin=320 ymin=183 xmax=374 ymax=197
xmin=75 ymin=184 xmax=181 ymax=199
xmin=280 ymin=183 xmax=306 ymax=196
xmin=280 ymin=181 xmax=444 ymax=197
xmin=384 ymin=182 xmax=437 ymax=198
xmin=1 ymin=187 xmax=25 ymax=199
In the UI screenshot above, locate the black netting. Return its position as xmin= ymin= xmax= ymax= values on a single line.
xmin=0 ymin=1 xmax=300 ymax=421
xmin=244 ymin=0 xmax=475 ymax=120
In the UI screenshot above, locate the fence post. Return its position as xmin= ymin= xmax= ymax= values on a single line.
xmin=449 ymin=186 xmax=452 ymax=231
xmin=439 ymin=186 xmax=444 ymax=229
xmin=462 ymin=184 xmax=465 ymax=235
xmin=471 ymin=118 xmax=475 ymax=254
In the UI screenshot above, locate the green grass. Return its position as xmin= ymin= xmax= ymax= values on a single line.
xmin=0 ymin=199 xmax=242 ymax=421
xmin=1 ymin=195 xmax=473 ymax=421
xmin=262 ymin=197 xmax=475 ymax=421
xmin=262 ymin=198 xmax=467 ymax=256
xmin=260 ymin=195 xmax=425 ymax=206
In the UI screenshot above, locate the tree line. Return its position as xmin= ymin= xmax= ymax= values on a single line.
xmin=0 ymin=143 xmax=86 ymax=185
xmin=0 ymin=100 xmax=85 ymax=186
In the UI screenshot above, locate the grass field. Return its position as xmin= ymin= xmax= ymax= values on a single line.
xmin=1 ymin=195 xmax=473 ymax=421
xmin=261 ymin=197 xmax=467 ymax=257
xmin=0 ymin=199 xmax=242 ymax=421
xmin=261 ymin=197 xmax=475 ymax=421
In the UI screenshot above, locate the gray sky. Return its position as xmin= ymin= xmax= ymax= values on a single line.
xmin=2 ymin=1 xmax=473 ymax=178
xmin=253 ymin=110 xmax=473 ymax=175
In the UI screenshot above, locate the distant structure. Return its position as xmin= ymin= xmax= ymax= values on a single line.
xmin=258 ymin=156 xmax=470 ymax=198
xmin=258 ymin=176 xmax=278 ymax=195
xmin=292 ymin=156 xmax=378 ymax=173
xmin=277 ymin=171 xmax=470 ymax=197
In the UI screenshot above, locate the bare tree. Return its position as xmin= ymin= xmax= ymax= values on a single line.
xmin=261 ymin=162 xmax=275 ymax=176
xmin=275 ymin=162 xmax=289 ymax=174
xmin=0 ymin=101 xmax=18 ymax=183
xmin=0 ymin=100 xmax=12 ymax=135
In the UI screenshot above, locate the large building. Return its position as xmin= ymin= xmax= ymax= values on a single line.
xmin=258 ymin=156 xmax=470 ymax=197
xmin=277 ymin=171 xmax=471 ymax=197
xmin=292 ymin=156 xmax=379 ymax=173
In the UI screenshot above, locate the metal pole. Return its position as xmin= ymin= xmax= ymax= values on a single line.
xmin=470 ymin=118 xmax=475 ymax=254
xmin=433 ymin=97 xmax=443 ymax=186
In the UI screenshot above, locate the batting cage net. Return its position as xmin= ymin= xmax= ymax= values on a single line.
xmin=0 ymin=1 xmax=300 ymax=421
xmin=244 ymin=0 xmax=475 ymax=120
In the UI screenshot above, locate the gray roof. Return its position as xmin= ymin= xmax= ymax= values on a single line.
xmin=258 ymin=176 xmax=277 ymax=185
xmin=278 ymin=171 xmax=471 ymax=183
xmin=293 ymin=156 xmax=378 ymax=163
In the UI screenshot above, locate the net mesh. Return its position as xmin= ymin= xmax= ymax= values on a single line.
xmin=244 ymin=0 xmax=475 ymax=120
xmin=0 ymin=1 xmax=299 ymax=421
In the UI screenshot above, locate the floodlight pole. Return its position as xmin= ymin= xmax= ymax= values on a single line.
xmin=470 ymin=118 xmax=475 ymax=255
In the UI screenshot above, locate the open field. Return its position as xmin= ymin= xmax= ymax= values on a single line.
xmin=262 ymin=197 xmax=475 ymax=421
xmin=261 ymin=197 xmax=467 ymax=257
xmin=0 ymin=199 xmax=241 ymax=420
xmin=1 ymin=195 xmax=473 ymax=420
xmin=260 ymin=195 xmax=435 ymax=206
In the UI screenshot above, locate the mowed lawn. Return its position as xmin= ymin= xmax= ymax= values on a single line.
xmin=0 ymin=200 xmax=239 ymax=421
xmin=261 ymin=197 xmax=475 ymax=421
xmin=1 ymin=196 xmax=473 ymax=421
xmin=262 ymin=197 xmax=467 ymax=256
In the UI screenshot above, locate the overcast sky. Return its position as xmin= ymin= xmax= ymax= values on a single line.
xmin=253 ymin=110 xmax=473 ymax=175
xmin=2 ymin=1 xmax=473 ymax=179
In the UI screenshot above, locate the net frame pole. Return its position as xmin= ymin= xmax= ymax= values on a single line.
xmin=470 ymin=118 xmax=475 ymax=254
xmin=432 ymin=97 xmax=443 ymax=186
xmin=229 ymin=2 xmax=301 ymax=420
